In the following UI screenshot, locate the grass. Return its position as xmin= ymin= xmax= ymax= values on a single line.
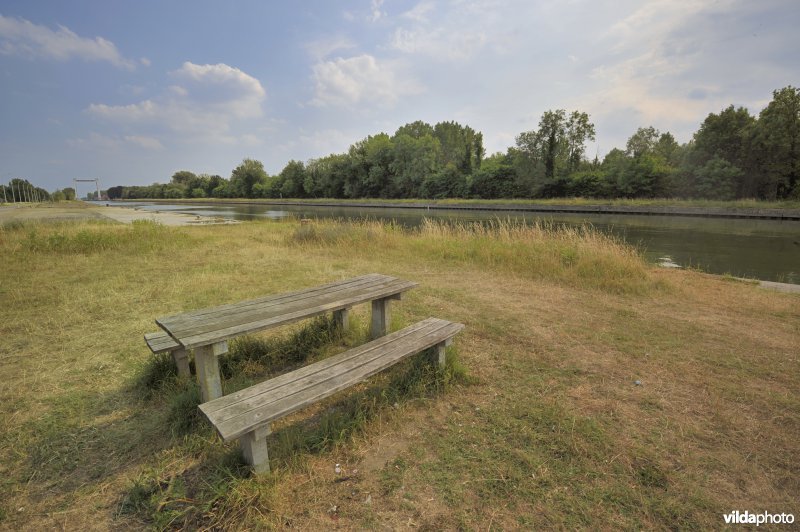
xmin=0 ymin=214 xmax=798 ymax=529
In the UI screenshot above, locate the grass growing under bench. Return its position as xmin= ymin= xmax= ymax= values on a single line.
xmin=0 ymin=216 xmax=797 ymax=529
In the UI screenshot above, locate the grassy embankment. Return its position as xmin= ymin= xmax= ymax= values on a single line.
xmin=127 ymin=196 xmax=800 ymax=210
xmin=1 ymin=206 xmax=798 ymax=529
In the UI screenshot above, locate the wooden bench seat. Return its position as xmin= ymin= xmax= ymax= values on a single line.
xmin=149 ymin=274 xmax=418 ymax=401
xmin=199 ymin=317 xmax=464 ymax=473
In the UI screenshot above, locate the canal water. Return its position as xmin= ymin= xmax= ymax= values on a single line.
xmin=103 ymin=201 xmax=800 ymax=284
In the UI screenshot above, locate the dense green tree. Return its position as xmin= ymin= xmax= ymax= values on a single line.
xmin=394 ymin=120 xmax=435 ymax=139
xmin=345 ymin=134 xmax=393 ymax=197
xmin=688 ymin=105 xmax=755 ymax=196
xmin=625 ymin=126 xmax=660 ymax=158
xmin=433 ymin=121 xmax=484 ymax=174
xmin=390 ymin=133 xmax=441 ymax=198
xmin=565 ymin=111 xmax=597 ymax=172
xmin=420 ymin=163 xmax=466 ymax=198
xmin=752 ymin=86 xmax=800 ymax=198
xmin=277 ymin=160 xmax=307 ymax=198
xmin=694 ymin=156 xmax=741 ymax=200
xmin=469 ymin=152 xmax=519 ymax=198
xmin=515 ymin=109 xmax=595 ymax=196
xmin=230 ymin=159 xmax=268 ymax=198
xmin=171 ymin=170 xmax=198 ymax=187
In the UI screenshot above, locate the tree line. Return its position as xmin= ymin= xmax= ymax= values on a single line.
xmin=1 ymin=178 xmax=59 ymax=203
xmin=108 ymin=86 xmax=800 ymax=202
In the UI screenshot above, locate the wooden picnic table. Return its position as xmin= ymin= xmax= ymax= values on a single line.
xmin=155 ymin=273 xmax=417 ymax=401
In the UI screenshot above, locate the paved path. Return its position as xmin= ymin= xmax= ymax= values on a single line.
xmin=754 ymin=280 xmax=800 ymax=294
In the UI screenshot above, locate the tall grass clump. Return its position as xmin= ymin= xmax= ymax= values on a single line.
xmin=287 ymin=218 xmax=401 ymax=248
xmin=285 ymin=217 xmax=655 ymax=294
xmin=410 ymin=218 xmax=653 ymax=293
xmin=18 ymin=219 xmax=187 ymax=255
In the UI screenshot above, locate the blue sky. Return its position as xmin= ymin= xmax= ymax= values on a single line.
xmin=1 ymin=0 xmax=798 ymax=192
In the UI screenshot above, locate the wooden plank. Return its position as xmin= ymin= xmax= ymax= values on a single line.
xmin=213 ymin=321 xmax=463 ymax=441
xmin=144 ymin=331 xmax=180 ymax=354
xmin=201 ymin=318 xmax=464 ymax=441
xmin=167 ymin=280 xmax=418 ymax=349
xmin=158 ymin=274 xmax=388 ymax=331
xmin=159 ymin=274 xmax=385 ymax=325
xmin=160 ymin=276 xmax=414 ymax=338
xmin=201 ymin=319 xmax=437 ymax=416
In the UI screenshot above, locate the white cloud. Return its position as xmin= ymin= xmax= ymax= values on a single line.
xmin=0 ymin=14 xmax=136 ymax=69
xmin=401 ymin=1 xmax=435 ymax=22
xmin=88 ymin=62 xmax=266 ymax=142
xmin=140 ymin=57 xmax=151 ymax=67
xmin=388 ymin=0 xmax=522 ymax=61
xmin=67 ymin=132 xmax=121 ymax=150
xmin=581 ymin=0 xmax=739 ymax=126
xmin=88 ymin=100 xmax=158 ymax=122
xmin=305 ymin=35 xmax=356 ymax=61
xmin=391 ymin=26 xmax=487 ymax=61
xmin=310 ymin=54 xmax=423 ymax=108
xmin=171 ymin=62 xmax=266 ymax=118
xmin=370 ymin=0 xmax=386 ymax=22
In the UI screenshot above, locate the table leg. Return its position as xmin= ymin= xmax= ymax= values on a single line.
xmin=371 ymin=297 xmax=391 ymax=339
xmin=194 ymin=341 xmax=228 ymax=402
xmin=334 ymin=307 xmax=350 ymax=331
xmin=172 ymin=348 xmax=191 ymax=378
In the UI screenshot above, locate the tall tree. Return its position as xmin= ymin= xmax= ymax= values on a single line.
xmin=390 ymin=133 xmax=441 ymax=198
xmin=625 ymin=126 xmax=660 ymax=158
xmin=230 ymin=158 xmax=267 ymax=198
xmin=515 ymin=109 xmax=595 ymax=196
xmin=752 ymin=86 xmax=800 ymax=198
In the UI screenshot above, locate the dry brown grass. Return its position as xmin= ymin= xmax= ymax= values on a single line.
xmin=0 ymin=216 xmax=797 ymax=529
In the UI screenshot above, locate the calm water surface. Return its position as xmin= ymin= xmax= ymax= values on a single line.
xmin=104 ymin=202 xmax=800 ymax=284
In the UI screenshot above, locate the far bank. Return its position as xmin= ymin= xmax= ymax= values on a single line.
xmin=112 ymin=197 xmax=800 ymax=220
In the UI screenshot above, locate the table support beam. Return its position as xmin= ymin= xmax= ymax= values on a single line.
xmin=194 ymin=341 xmax=228 ymax=402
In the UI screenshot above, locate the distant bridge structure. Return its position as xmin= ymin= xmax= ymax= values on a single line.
xmin=73 ymin=178 xmax=101 ymax=201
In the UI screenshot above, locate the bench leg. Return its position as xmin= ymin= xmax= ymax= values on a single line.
xmin=434 ymin=338 xmax=453 ymax=368
xmin=194 ymin=341 xmax=228 ymax=402
xmin=172 ymin=348 xmax=191 ymax=378
xmin=240 ymin=424 xmax=272 ymax=474
xmin=371 ymin=297 xmax=392 ymax=339
xmin=333 ymin=308 xmax=350 ymax=331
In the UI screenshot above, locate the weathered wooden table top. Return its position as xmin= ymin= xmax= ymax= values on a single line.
xmin=156 ymin=273 xmax=417 ymax=349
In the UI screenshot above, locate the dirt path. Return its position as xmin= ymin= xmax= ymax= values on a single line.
xmin=0 ymin=202 xmax=237 ymax=226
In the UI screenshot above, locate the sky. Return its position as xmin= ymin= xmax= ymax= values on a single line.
xmin=1 ymin=0 xmax=798 ymax=192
